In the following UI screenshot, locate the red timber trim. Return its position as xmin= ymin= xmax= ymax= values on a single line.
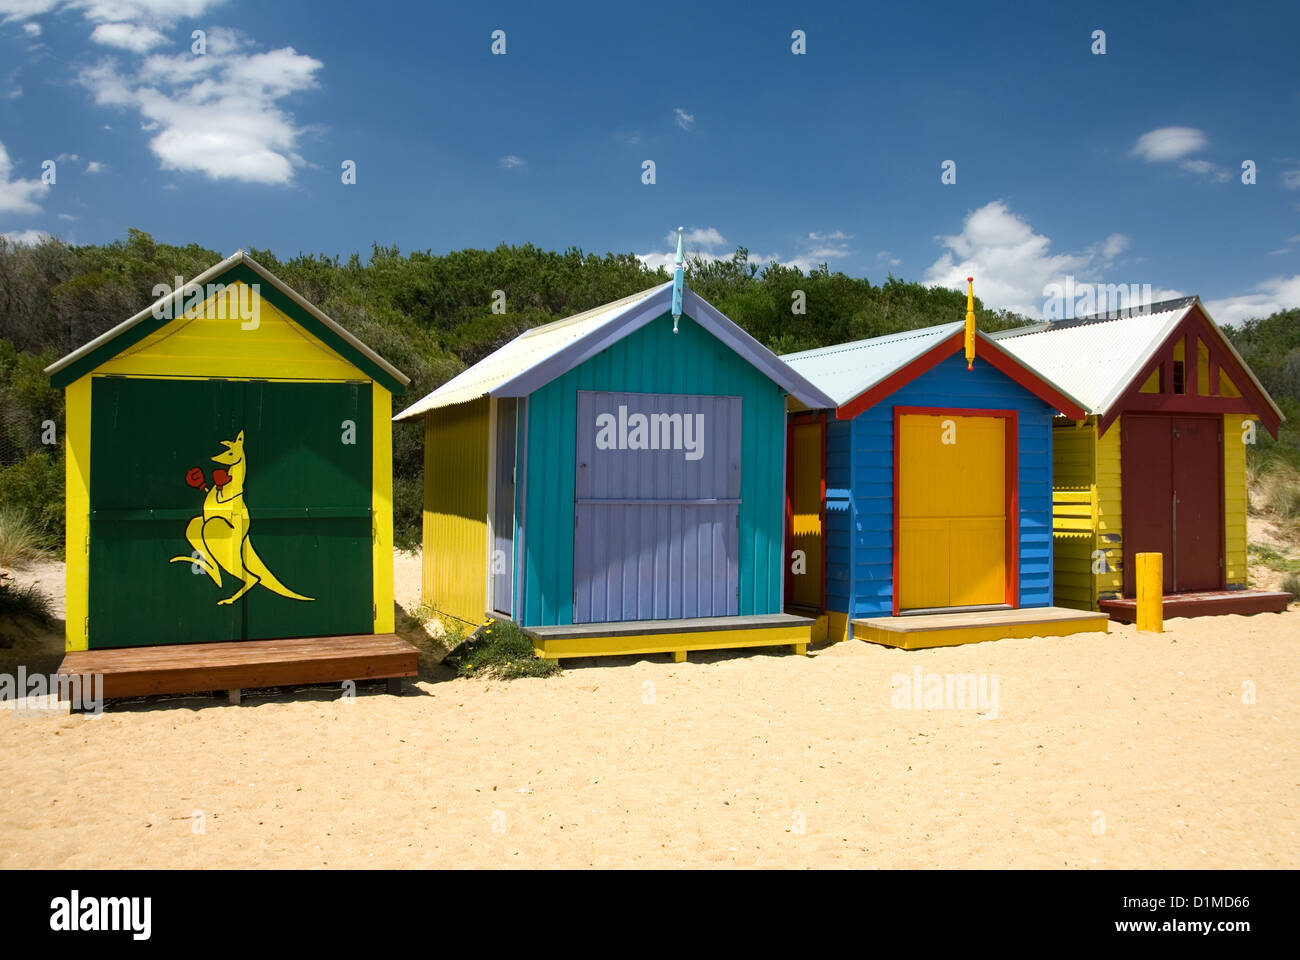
xmin=891 ymin=406 xmax=1020 ymax=617
xmin=837 ymin=331 xmax=1087 ymax=421
xmin=1098 ymin=303 xmax=1282 ymax=438
xmin=784 ymin=411 xmax=828 ymax=612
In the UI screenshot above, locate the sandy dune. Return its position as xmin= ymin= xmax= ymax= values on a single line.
xmin=1 ymin=548 xmax=1295 ymax=867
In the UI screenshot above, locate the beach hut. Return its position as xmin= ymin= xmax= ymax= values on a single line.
xmin=47 ymin=250 xmax=418 ymax=702
xmin=988 ymin=296 xmax=1289 ymax=620
xmin=781 ymin=280 xmax=1110 ymax=648
xmin=394 ymin=255 xmax=836 ymax=662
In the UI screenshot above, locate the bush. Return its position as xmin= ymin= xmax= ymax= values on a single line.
xmin=1281 ymin=572 xmax=1300 ymax=601
xmin=0 ymin=575 xmax=54 ymax=646
xmin=0 ymin=451 xmax=63 ymax=554
xmin=446 ymin=617 xmax=560 ymax=679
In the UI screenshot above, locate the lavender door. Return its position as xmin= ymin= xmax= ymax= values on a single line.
xmin=574 ymin=390 xmax=741 ymax=623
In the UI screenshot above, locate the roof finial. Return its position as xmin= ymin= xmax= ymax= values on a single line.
xmin=671 ymin=226 xmax=684 ymax=333
xmin=965 ymin=276 xmax=976 ymax=371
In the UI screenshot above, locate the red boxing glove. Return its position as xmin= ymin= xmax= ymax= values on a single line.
xmin=185 ymin=467 xmax=207 ymax=491
xmin=212 ymin=468 xmax=231 ymax=489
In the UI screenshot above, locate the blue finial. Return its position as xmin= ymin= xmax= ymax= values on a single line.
xmin=671 ymin=226 xmax=684 ymax=333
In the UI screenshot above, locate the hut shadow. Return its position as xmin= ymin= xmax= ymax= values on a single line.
xmin=557 ymin=644 xmax=802 ymax=671
xmin=394 ymin=601 xmax=458 ymax=685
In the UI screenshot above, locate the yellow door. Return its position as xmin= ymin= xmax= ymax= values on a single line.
xmin=898 ymin=414 xmax=1006 ymax=610
xmin=787 ymin=419 xmax=823 ymax=609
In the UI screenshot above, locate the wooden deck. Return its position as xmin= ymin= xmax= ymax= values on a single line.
xmin=57 ymin=633 xmax=419 ymax=703
xmin=1100 ymin=590 xmax=1292 ymax=623
xmin=525 ymin=613 xmax=815 ymax=661
xmin=854 ymin=606 xmax=1109 ymax=650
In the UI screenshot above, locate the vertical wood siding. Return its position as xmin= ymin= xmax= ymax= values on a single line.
xmin=1223 ymin=413 xmax=1252 ymax=587
xmin=423 ymin=396 xmax=490 ymax=624
xmin=518 ymin=312 xmax=787 ymax=626
xmin=1094 ymin=420 xmax=1124 ymax=601
xmin=1051 ymin=420 xmax=1098 ymax=609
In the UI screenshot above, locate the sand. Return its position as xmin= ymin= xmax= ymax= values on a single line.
xmin=0 ymin=553 xmax=1296 ymax=869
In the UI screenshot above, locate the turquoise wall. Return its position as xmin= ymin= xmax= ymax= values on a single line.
xmin=517 ymin=311 xmax=788 ymax=626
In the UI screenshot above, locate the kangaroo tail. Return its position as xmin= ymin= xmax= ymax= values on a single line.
xmin=241 ymin=539 xmax=315 ymax=601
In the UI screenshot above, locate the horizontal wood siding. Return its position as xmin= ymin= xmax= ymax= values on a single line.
xmin=520 ymin=311 xmax=788 ymax=626
xmin=1051 ymin=420 xmax=1098 ymax=610
xmin=838 ymin=352 xmax=1057 ymax=617
xmin=824 ymin=418 xmax=852 ymax=614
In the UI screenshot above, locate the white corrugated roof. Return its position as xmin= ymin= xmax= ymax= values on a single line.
xmin=394 ymin=282 xmax=672 ymax=419
xmin=781 ymin=322 xmax=964 ymax=407
xmin=988 ymin=299 xmax=1195 ymax=414
xmin=394 ymin=281 xmax=838 ymax=420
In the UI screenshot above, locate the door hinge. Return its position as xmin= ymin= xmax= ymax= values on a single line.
xmin=83 ymin=616 xmax=89 ymax=638
xmin=84 ymin=535 xmax=90 ymax=555
xmin=373 ymin=603 xmax=377 ymax=620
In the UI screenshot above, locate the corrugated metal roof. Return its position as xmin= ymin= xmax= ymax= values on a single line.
xmin=987 ymin=300 xmax=1195 ymax=414
xmin=394 ymin=283 xmax=672 ymax=419
xmin=394 ymin=281 xmax=838 ymax=420
xmin=781 ymin=322 xmax=965 ymax=407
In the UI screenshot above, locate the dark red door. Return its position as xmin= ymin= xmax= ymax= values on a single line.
xmin=1121 ymin=416 xmax=1174 ymax=596
xmin=1120 ymin=415 xmax=1222 ymax=596
xmin=1171 ymin=417 xmax=1222 ymax=591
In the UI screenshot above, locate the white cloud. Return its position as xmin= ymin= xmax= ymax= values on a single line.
xmin=1206 ymin=275 xmax=1300 ymax=326
xmin=498 ymin=155 xmax=525 ymax=169
xmin=2 ymin=228 xmax=52 ymax=245
xmin=57 ymin=212 xmax=76 ymax=220
xmin=1281 ymin=169 xmax=1300 ymax=190
xmin=1132 ymin=126 xmax=1208 ymax=162
xmin=90 ymin=21 xmax=166 ymax=51
xmin=0 ymin=139 xmax=49 ymax=214
xmin=877 ymin=250 xmax=901 ymax=267
xmin=924 ymin=201 xmax=1173 ymax=318
xmin=673 ymin=107 xmax=694 ymax=131
xmin=22 ymin=20 xmax=40 ymax=34
xmin=809 ymin=230 xmax=852 ymax=242
xmin=1177 ymin=158 xmax=1230 ymax=182
xmin=0 ymin=0 xmax=222 ymax=23
xmin=85 ymin=159 xmax=105 ymax=173
xmin=78 ymin=28 xmax=323 ymax=184
xmin=669 ymin=226 xmax=725 ymax=248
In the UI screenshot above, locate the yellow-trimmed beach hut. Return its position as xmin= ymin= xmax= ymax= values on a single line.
xmin=46 ymin=251 xmax=417 ymax=701
xmin=395 ymin=265 xmax=837 ymax=663
xmin=989 ymin=296 xmax=1289 ymax=620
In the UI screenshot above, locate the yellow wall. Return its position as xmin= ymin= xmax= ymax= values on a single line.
xmin=1223 ymin=414 xmax=1253 ymax=587
xmin=98 ymin=282 xmax=363 ymax=382
xmin=1050 ymin=416 xmax=1123 ymax=610
xmin=422 ymin=397 xmax=490 ymax=624
xmin=64 ymin=377 xmax=91 ymax=652
xmin=1095 ymin=419 xmax=1124 ymax=601
xmin=372 ymin=387 xmax=395 ymax=632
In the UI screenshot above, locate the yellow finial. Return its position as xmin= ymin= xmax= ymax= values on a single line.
xmin=964 ymin=276 xmax=976 ymax=370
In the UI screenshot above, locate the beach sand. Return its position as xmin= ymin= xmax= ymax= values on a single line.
xmin=0 ymin=551 xmax=1295 ymax=869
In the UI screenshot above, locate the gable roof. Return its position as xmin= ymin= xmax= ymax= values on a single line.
xmin=988 ymin=296 xmax=1283 ymax=428
xmin=45 ymin=250 xmax=410 ymax=394
xmin=782 ymin=321 xmax=1089 ymax=420
xmin=393 ymin=282 xmax=837 ymax=420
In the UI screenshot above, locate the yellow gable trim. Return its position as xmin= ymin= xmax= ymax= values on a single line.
xmin=97 ymin=281 xmax=366 ymax=382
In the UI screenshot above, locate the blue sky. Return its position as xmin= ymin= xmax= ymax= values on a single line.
xmin=1 ymin=0 xmax=1297 ymax=323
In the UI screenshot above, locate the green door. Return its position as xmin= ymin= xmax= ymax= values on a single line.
xmin=88 ymin=376 xmax=373 ymax=649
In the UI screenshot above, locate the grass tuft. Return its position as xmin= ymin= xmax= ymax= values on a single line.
xmin=0 ymin=508 xmax=46 ymax=568
xmin=446 ymin=617 xmax=560 ymax=680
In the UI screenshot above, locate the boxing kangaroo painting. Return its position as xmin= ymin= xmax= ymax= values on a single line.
xmin=170 ymin=430 xmax=315 ymax=605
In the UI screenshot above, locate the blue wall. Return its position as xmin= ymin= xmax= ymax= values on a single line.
xmin=825 ymin=352 xmax=1056 ymax=617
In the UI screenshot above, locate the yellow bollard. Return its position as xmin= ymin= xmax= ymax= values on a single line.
xmin=1135 ymin=552 xmax=1163 ymax=632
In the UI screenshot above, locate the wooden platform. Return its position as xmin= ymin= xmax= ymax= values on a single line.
xmin=57 ymin=633 xmax=419 ymax=703
xmin=853 ymin=606 xmax=1109 ymax=650
xmin=1100 ymin=590 xmax=1292 ymax=623
xmin=525 ymin=613 xmax=815 ymax=661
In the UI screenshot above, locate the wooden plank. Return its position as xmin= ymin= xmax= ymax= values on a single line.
xmin=1100 ymin=591 xmax=1291 ymax=623
xmin=57 ymin=633 xmax=418 ymax=701
xmin=854 ymin=606 xmax=1103 ymax=634
xmin=527 ymin=613 xmax=814 ymax=640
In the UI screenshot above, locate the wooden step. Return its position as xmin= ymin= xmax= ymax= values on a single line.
xmin=58 ymin=633 xmax=419 ymax=702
